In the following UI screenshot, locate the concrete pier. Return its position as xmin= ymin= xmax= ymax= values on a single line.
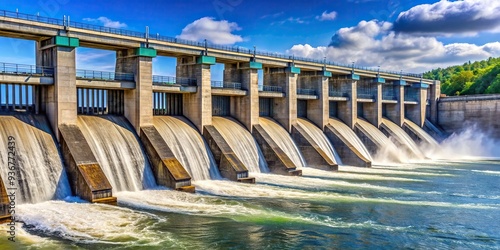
xmin=204 ymin=125 xmax=254 ymax=183
xmin=59 ymin=124 xmax=116 ymax=204
xmin=225 ymin=62 xmax=261 ymax=132
xmin=253 ymin=124 xmax=302 ymax=175
xmin=140 ymin=126 xmax=194 ymax=192
xmin=384 ymin=81 xmax=405 ymax=126
xmin=264 ymin=66 xmax=299 ymax=133
xmin=177 ymin=56 xmax=214 ymax=133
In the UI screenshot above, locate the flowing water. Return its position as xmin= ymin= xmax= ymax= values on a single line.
xmin=77 ymin=115 xmax=156 ymax=191
xmin=212 ymin=116 xmax=268 ymax=173
xmin=381 ymin=118 xmax=425 ymax=159
xmin=328 ymin=118 xmax=373 ymax=162
xmin=297 ymin=118 xmax=341 ymax=164
xmin=258 ymin=117 xmax=306 ymax=168
xmin=154 ymin=116 xmax=220 ymax=180
xmin=355 ymin=118 xmax=407 ymax=163
xmin=0 ymin=114 xmax=70 ymax=203
xmin=2 ymin=115 xmax=500 ymax=249
xmin=3 ymin=160 xmax=499 ymax=249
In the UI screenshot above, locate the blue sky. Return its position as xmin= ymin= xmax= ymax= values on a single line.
xmin=0 ymin=0 xmax=499 ymax=79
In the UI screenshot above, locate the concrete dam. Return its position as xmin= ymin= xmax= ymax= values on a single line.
xmin=1 ymin=10 xmax=496 ymax=223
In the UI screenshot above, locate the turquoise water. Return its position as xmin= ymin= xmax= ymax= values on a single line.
xmin=2 ymin=160 xmax=499 ymax=249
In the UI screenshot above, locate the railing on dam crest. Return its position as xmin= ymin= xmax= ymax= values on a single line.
xmin=0 ymin=62 xmax=54 ymax=77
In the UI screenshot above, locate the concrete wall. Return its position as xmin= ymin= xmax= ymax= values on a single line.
xmin=37 ymin=42 xmax=77 ymax=137
xmin=385 ymin=85 xmax=405 ymax=126
xmin=298 ymin=75 xmax=329 ymax=129
xmin=226 ymin=63 xmax=259 ymax=132
xmin=265 ymin=69 xmax=298 ymax=133
xmin=177 ymin=56 xmax=212 ymax=133
xmin=438 ymin=95 xmax=500 ymax=139
xmin=116 ymin=49 xmax=153 ymax=134
xmin=363 ymin=82 xmax=382 ymax=128
xmin=333 ymin=79 xmax=357 ymax=129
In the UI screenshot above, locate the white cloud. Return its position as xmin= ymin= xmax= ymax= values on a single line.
xmin=177 ymin=17 xmax=243 ymax=45
xmin=83 ymin=17 xmax=127 ymax=29
xmin=272 ymin=17 xmax=307 ymax=25
xmin=316 ymin=11 xmax=337 ymax=21
xmin=394 ymin=0 xmax=500 ymax=35
xmin=287 ymin=20 xmax=500 ymax=73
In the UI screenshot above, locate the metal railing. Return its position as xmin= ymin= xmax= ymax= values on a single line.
xmin=0 ymin=9 xmax=425 ymax=78
xmin=297 ymin=88 xmax=317 ymax=96
xmin=153 ymin=75 xmax=197 ymax=86
xmin=357 ymin=93 xmax=375 ymax=99
xmin=0 ymin=62 xmax=54 ymax=76
xmin=211 ymin=81 xmax=242 ymax=89
xmin=382 ymin=94 xmax=397 ymax=100
xmin=258 ymin=85 xmax=283 ymax=93
xmin=329 ymin=89 xmax=347 ymax=97
xmin=404 ymin=88 xmax=419 ymax=102
xmin=76 ymin=69 xmax=134 ymax=81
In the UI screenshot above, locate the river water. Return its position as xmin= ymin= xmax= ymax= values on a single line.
xmin=1 ymin=159 xmax=499 ymax=249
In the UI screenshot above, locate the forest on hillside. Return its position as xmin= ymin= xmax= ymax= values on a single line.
xmin=423 ymin=57 xmax=500 ymax=96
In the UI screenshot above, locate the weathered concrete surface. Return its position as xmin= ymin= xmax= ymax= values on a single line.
xmin=177 ymin=56 xmax=212 ymax=133
xmin=140 ymin=126 xmax=194 ymax=192
xmin=252 ymin=124 xmax=302 ymax=175
xmin=265 ymin=69 xmax=298 ymax=133
xmin=225 ymin=63 xmax=259 ymax=132
xmin=385 ymin=85 xmax=405 ymax=127
xmin=38 ymin=42 xmax=78 ymax=138
xmin=324 ymin=124 xmax=371 ymax=168
xmin=291 ymin=125 xmax=338 ymax=171
xmin=203 ymin=125 xmax=251 ymax=181
xmin=363 ymin=82 xmax=382 ymax=128
xmin=116 ymin=49 xmax=153 ymax=134
xmin=438 ymin=95 xmax=500 ymax=139
xmin=59 ymin=124 xmax=116 ymax=204
xmin=298 ymin=75 xmax=329 ymax=129
xmin=406 ymin=87 xmax=428 ymax=127
xmin=333 ymin=79 xmax=358 ymax=129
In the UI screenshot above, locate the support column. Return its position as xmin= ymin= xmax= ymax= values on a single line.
xmin=406 ymin=83 xmax=429 ymax=127
xmin=335 ymin=74 xmax=359 ymax=129
xmin=299 ymin=71 xmax=330 ymax=129
xmin=363 ymin=79 xmax=383 ymax=128
xmin=116 ymin=47 xmax=156 ymax=134
xmin=177 ymin=55 xmax=214 ymax=133
xmin=264 ymin=66 xmax=300 ymax=133
xmin=429 ymin=80 xmax=441 ymax=125
xmin=37 ymin=36 xmax=79 ymax=138
xmin=386 ymin=80 xmax=405 ymax=127
xmin=225 ymin=61 xmax=261 ymax=132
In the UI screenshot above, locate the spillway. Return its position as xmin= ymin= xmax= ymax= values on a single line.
xmin=404 ymin=119 xmax=439 ymax=147
xmin=381 ymin=118 xmax=425 ymax=159
xmin=258 ymin=117 xmax=305 ymax=168
xmin=296 ymin=118 xmax=341 ymax=164
xmin=355 ymin=119 xmax=406 ymax=163
xmin=77 ymin=115 xmax=156 ymax=192
xmin=212 ymin=117 xmax=268 ymax=173
xmin=153 ymin=116 xmax=220 ymax=180
xmin=329 ymin=118 xmax=373 ymax=162
xmin=0 ymin=114 xmax=71 ymax=203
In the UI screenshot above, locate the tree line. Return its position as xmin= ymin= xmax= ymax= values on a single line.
xmin=423 ymin=57 xmax=500 ymax=96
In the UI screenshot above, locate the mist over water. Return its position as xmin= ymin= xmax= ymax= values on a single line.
xmin=432 ymin=125 xmax=500 ymax=160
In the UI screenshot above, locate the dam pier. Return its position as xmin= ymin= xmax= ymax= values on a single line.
xmin=0 ymin=10 xmax=463 ymax=218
